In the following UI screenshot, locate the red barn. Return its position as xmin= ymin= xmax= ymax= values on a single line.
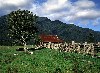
xmin=39 ymin=35 xmax=63 ymax=49
xmin=39 ymin=35 xmax=63 ymax=43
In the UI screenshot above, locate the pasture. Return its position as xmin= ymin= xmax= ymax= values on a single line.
xmin=0 ymin=46 xmax=100 ymax=73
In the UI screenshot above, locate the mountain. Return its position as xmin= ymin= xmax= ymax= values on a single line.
xmin=0 ymin=15 xmax=100 ymax=45
xmin=36 ymin=17 xmax=100 ymax=43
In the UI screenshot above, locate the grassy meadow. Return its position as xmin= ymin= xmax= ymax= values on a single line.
xmin=0 ymin=46 xmax=100 ymax=73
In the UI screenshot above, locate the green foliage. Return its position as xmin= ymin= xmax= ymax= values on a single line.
xmin=7 ymin=9 xmax=38 ymax=45
xmin=1 ymin=15 xmax=100 ymax=45
xmin=86 ymin=32 xmax=95 ymax=43
xmin=36 ymin=17 xmax=100 ymax=43
xmin=0 ymin=46 xmax=100 ymax=73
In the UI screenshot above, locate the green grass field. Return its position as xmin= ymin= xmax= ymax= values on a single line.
xmin=0 ymin=46 xmax=100 ymax=73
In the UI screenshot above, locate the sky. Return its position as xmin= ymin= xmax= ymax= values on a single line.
xmin=0 ymin=0 xmax=100 ymax=31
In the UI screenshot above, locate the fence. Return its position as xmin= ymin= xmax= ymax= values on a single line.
xmin=38 ymin=41 xmax=100 ymax=57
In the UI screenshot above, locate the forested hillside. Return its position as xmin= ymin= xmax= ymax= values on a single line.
xmin=0 ymin=15 xmax=12 ymax=45
xmin=36 ymin=17 xmax=100 ymax=43
xmin=0 ymin=15 xmax=100 ymax=45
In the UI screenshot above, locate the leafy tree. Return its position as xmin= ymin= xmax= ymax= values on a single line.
xmin=7 ymin=9 xmax=38 ymax=52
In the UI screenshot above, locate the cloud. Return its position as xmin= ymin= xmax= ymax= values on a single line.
xmin=74 ymin=0 xmax=95 ymax=9
xmin=0 ymin=0 xmax=100 ymax=26
xmin=0 ymin=0 xmax=33 ymax=15
xmin=30 ymin=0 xmax=72 ymax=21
xmin=75 ymin=10 xmax=100 ymax=19
xmin=41 ymin=0 xmax=71 ymax=13
xmin=0 ymin=0 xmax=28 ymax=7
xmin=93 ymin=18 xmax=100 ymax=26
xmin=30 ymin=0 xmax=100 ymax=26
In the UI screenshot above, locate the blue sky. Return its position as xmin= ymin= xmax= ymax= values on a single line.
xmin=0 ymin=0 xmax=100 ymax=31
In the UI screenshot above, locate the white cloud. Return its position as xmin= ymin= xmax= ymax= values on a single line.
xmin=30 ymin=0 xmax=100 ymax=25
xmin=0 ymin=0 xmax=32 ymax=8
xmin=0 ymin=0 xmax=33 ymax=15
xmin=0 ymin=0 xmax=28 ymax=7
xmin=32 ymin=0 xmax=72 ymax=15
xmin=74 ymin=0 xmax=95 ymax=9
xmin=0 ymin=0 xmax=100 ymax=26
xmin=42 ymin=0 xmax=70 ymax=12
xmin=75 ymin=10 xmax=100 ymax=19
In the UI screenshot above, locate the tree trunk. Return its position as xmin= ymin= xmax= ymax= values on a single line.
xmin=24 ymin=42 xmax=27 ymax=52
xmin=21 ymin=36 xmax=29 ymax=53
xmin=21 ymin=36 xmax=27 ymax=52
xmin=23 ymin=43 xmax=32 ymax=54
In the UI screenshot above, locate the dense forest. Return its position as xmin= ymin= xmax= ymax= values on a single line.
xmin=0 ymin=15 xmax=100 ymax=45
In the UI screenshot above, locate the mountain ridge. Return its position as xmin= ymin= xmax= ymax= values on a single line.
xmin=36 ymin=16 xmax=100 ymax=43
xmin=0 ymin=15 xmax=100 ymax=45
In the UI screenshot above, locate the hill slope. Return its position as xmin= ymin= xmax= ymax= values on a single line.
xmin=0 ymin=15 xmax=100 ymax=45
xmin=36 ymin=17 xmax=100 ymax=42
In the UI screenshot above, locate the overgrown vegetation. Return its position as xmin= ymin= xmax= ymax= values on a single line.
xmin=0 ymin=46 xmax=100 ymax=73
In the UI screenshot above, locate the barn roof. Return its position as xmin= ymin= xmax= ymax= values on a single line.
xmin=39 ymin=35 xmax=63 ymax=43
